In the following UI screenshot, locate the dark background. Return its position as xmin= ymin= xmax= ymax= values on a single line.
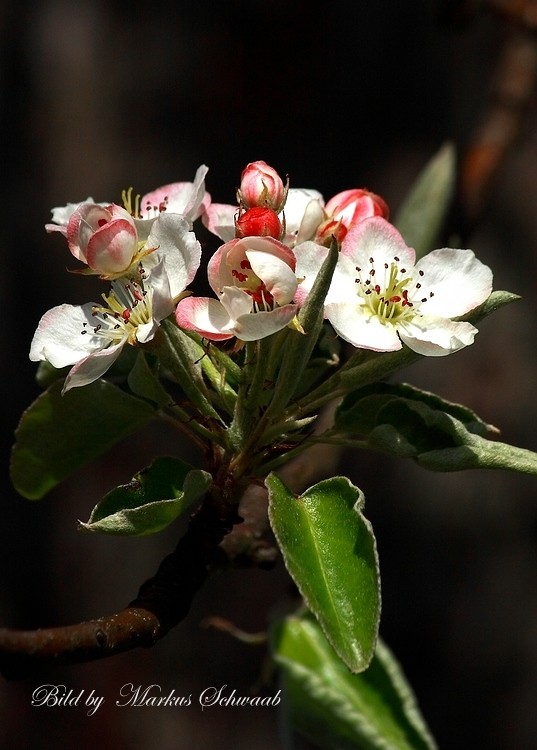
xmin=2 ymin=1 xmax=537 ymax=748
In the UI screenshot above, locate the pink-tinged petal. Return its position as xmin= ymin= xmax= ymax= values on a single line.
xmin=146 ymin=213 xmax=201 ymax=299
xmin=30 ymin=303 xmax=105 ymax=368
xmin=341 ymin=216 xmax=415 ymax=270
xmin=233 ymin=304 xmax=298 ymax=341
xmin=176 ymin=296 xmax=235 ymax=341
xmin=86 ymin=219 xmax=138 ymax=275
xmin=208 ymin=236 xmax=295 ymax=294
xmin=246 ymin=249 xmax=297 ymax=305
xmin=325 ymin=302 xmax=402 ymax=352
xmin=398 ymin=316 xmax=479 ymax=356
xmin=45 ymin=223 xmax=68 ymax=237
xmin=207 ymin=238 xmax=235 ymax=292
xmin=413 ymin=248 xmax=493 ymax=318
xmin=49 ymin=198 xmax=100 ymax=227
xmin=140 ymin=165 xmax=210 ymax=225
xmin=63 ymin=340 xmax=125 ymax=393
xmin=324 ymin=189 xmax=389 ymax=227
xmin=202 ymin=203 xmax=237 ymax=242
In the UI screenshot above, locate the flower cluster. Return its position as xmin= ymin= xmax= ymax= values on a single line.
xmin=31 ymin=160 xmax=494 ymax=392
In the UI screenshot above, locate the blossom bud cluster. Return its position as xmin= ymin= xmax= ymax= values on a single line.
xmin=30 ymin=159 xmax=494 ymax=393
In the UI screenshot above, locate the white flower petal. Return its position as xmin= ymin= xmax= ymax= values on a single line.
xmin=341 ymin=216 xmax=415 ymax=270
xmin=30 ymin=303 xmax=105 ymax=368
xmin=144 ymin=258 xmax=174 ymax=322
xmin=176 ymin=296 xmax=236 ymax=339
xmin=325 ymin=301 xmax=402 ymax=351
xmin=283 ymin=189 xmax=324 ymax=236
xmin=202 ymin=203 xmax=237 ymax=242
xmin=293 ymin=243 xmax=356 ymax=306
xmin=220 ymin=286 xmax=254 ymax=321
xmin=413 ymin=248 xmax=493 ymax=318
xmin=146 ymin=213 xmax=201 ymax=299
xmin=398 ymin=316 xmax=479 ymax=356
xmin=63 ymin=340 xmax=125 ymax=393
xmin=233 ymin=304 xmax=298 ymax=341
xmin=245 ymin=249 xmax=297 ymax=304
xmin=49 ymin=198 xmax=99 ymax=227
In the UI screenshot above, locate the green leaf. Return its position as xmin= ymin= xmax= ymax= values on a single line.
xmin=127 ymin=351 xmax=172 ymax=407
xmin=337 ymin=393 xmax=537 ymax=476
xmin=81 ymin=456 xmax=211 ymax=535
xmin=394 ymin=142 xmax=456 ymax=258
xmin=335 ymin=382 xmax=496 ymax=439
xmin=266 ymin=474 xmax=380 ymax=673
xmin=271 ymin=613 xmax=437 ymax=750
xmin=297 ymin=290 xmax=519 ymax=418
xmin=10 ymin=380 xmax=156 ymax=500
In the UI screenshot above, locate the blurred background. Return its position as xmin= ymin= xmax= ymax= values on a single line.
xmin=2 ymin=0 xmax=537 ymax=747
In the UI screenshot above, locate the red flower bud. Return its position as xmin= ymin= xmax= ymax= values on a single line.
xmin=235 ymin=207 xmax=282 ymax=239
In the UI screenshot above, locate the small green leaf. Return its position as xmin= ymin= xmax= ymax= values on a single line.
xmin=394 ymin=142 xmax=456 ymax=258
xmin=10 ymin=380 xmax=156 ymax=500
xmin=81 ymin=456 xmax=211 ymax=535
xmin=267 ymin=474 xmax=380 ymax=673
xmin=272 ymin=613 xmax=437 ymax=750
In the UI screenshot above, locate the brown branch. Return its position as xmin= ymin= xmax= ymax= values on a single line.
xmin=0 ymin=425 xmax=335 ymax=681
xmin=0 ymin=487 xmax=258 ymax=681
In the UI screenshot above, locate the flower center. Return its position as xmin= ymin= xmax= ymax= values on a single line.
xmin=354 ymin=256 xmax=434 ymax=325
xmin=231 ymin=258 xmax=275 ymax=309
xmin=81 ymin=273 xmax=154 ymax=345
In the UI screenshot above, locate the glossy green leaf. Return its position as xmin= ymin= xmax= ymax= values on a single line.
xmin=394 ymin=142 xmax=456 ymax=258
xmin=10 ymin=380 xmax=156 ymax=500
xmin=272 ymin=613 xmax=437 ymax=750
xmin=266 ymin=474 xmax=380 ymax=673
xmin=81 ymin=456 xmax=211 ymax=535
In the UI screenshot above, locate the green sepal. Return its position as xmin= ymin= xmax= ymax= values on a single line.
xmin=271 ymin=612 xmax=437 ymax=750
xmin=10 ymin=379 xmax=156 ymax=500
xmin=80 ymin=456 xmax=211 ymax=536
xmin=394 ymin=142 xmax=456 ymax=258
xmin=157 ymin=318 xmax=222 ymax=422
xmin=266 ymin=473 xmax=380 ymax=673
xmin=267 ymin=238 xmax=339 ymax=418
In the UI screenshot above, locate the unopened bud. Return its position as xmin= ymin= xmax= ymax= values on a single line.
xmin=235 ymin=207 xmax=282 ymax=239
xmin=238 ymin=160 xmax=286 ymax=211
xmin=314 ymin=189 xmax=389 ymax=246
